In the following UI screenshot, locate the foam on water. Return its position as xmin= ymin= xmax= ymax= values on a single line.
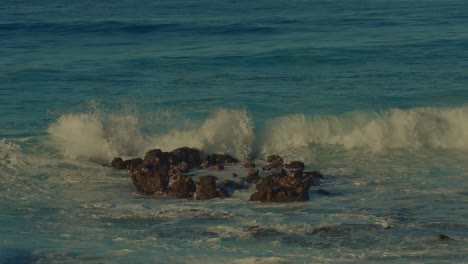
xmin=48 ymin=108 xmax=254 ymax=162
xmin=47 ymin=105 xmax=468 ymax=163
xmin=260 ymin=105 xmax=468 ymax=156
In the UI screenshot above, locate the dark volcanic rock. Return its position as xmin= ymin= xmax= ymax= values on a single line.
xmin=250 ymin=168 xmax=311 ymax=203
xmin=170 ymin=147 xmax=202 ymax=169
xmin=169 ymin=161 xmax=189 ymax=176
xmin=285 ymin=161 xmax=305 ymax=170
xmin=144 ymin=149 xmax=172 ymax=166
xmin=245 ymin=168 xmax=259 ymax=183
xmin=166 ymin=173 xmax=196 ymax=198
xmin=111 ymin=157 xmax=125 ymax=170
xmin=195 ymin=176 xmax=219 ymax=200
xmin=123 ymin=158 xmax=143 ymax=172
xmin=200 ymin=160 xmax=209 ymax=169
xmin=131 ymin=163 xmax=170 ymax=195
xmin=207 ymin=154 xmax=239 ymax=165
xmin=243 ymin=162 xmax=256 ymax=169
xmin=267 ymin=155 xmax=284 ymax=168
xmin=212 ymin=164 xmax=225 ymax=171
xmin=437 ymin=234 xmax=451 ymax=241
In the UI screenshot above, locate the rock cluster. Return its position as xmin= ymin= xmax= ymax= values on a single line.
xmin=111 ymin=149 xmax=325 ymax=202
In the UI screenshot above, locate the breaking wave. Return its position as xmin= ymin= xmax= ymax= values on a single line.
xmin=47 ymin=105 xmax=468 ymax=162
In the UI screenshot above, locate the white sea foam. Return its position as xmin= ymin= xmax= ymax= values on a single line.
xmin=48 ymin=108 xmax=254 ymax=162
xmin=47 ymin=106 xmax=468 ymax=162
xmin=260 ymin=105 xmax=468 ymax=156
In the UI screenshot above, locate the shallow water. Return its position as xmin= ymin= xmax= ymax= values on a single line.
xmin=1 ymin=0 xmax=468 ymax=263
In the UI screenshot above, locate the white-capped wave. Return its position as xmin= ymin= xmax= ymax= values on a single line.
xmin=260 ymin=105 xmax=468 ymax=155
xmin=47 ymin=105 xmax=468 ymax=163
xmin=48 ymin=108 xmax=254 ymax=162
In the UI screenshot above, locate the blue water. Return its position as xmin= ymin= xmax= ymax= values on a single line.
xmin=1 ymin=0 xmax=468 ymax=263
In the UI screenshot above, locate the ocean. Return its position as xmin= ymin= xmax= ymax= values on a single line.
xmin=1 ymin=0 xmax=468 ymax=263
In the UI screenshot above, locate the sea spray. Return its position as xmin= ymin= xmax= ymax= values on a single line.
xmin=259 ymin=105 xmax=468 ymax=155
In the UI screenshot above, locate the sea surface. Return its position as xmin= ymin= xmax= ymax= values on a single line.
xmin=1 ymin=0 xmax=468 ymax=263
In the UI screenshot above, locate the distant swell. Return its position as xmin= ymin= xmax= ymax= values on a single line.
xmin=47 ymin=106 xmax=468 ymax=163
xmin=0 ymin=21 xmax=278 ymax=36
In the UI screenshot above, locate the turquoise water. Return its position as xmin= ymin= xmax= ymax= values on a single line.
xmin=1 ymin=0 xmax=468 ymax=263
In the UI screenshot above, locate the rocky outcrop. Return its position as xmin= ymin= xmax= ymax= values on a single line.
xmin=267 ymin=155 xmax=284 ymax=168
xmin=250 ymin=168 xmax=315 ymax=203
xmin=170 ymin=147 xmax=202 ymax=169
xmin=110 ymin=157 xmax=143 ymax=172
xmin=112 ymin=149 xmax=327 ymax=203
xmin=131 ymin=163 xmax=170 ymax=195
xmin=166 ymin=173 xmax=196 ymax=198
xmin=285 ymin=161 xmax=305 ymax=170
xmin=194 ymin=176 xmax=219 ymax=200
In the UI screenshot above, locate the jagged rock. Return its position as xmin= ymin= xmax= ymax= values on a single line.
xmin=285 ymin=161 xmax=305 ymax=170
xmin=212 ymin=164 xmax=224 ymax=171
xmin=262 ymin=164 xmax=272 ymax=171
xmin=200 ymin=160 xmax=209 ymax=169
xmin=123 ymin=158 xmax=143 ymax=172
xmin=131 ymin=163 xmax=170 ymax=195
xmin=250 ymin=168 xmax=311 ymax=202
xmin=437 ymin=234 xmax=451 ymax=241
xmin=111 ymin=157 xmax=125 ymax=170
xmin=194 ymin=176 xmax=219 ymax=200
xmin=169 ymin=161 xmax=189 ymax=175
xmin=243 ymin=162 xmax=256 ymax=169
xmin=166 ymin=173 xmax=196 ymax=198
xmin=144 ymin=149 xmax=172 ymax=166
xmin=170 ymin=147 xmax=202 ymax=169
xmin=267 ymin=155 xmax=283 ymax=168
xmin=245 ymin=168 xmax=259 ymax=183
xmin=207 ymin=154 xmax=239 ymax=165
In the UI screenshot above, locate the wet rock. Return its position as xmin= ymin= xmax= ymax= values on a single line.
xmin=245 ymin=226 xmax=280 ymax=238
xmin=131 ymin=163 xmax=170 ymax=195
xmin=285 ymin=161 xmax=305 ymax=170
xmin=169 ymin=161 xmax=189 ymax=175
xmin=111 ymin=157 xmax=125 ymax=170
xmin=243 ymin=162 xmax=256 ymax=169
xmin=144 ymin=149 xmax=172 ymax=166
xmin=166 ymin=173 xmax=196 ymax=198
xmin=250 ymin=168 xmax=310 ymax=202
xmin=207 ymin=154 xmax=239 ymax=165
xmin=194 ymin=176 xmax=219 ymax=200
xmin=437 ymin=234 xmax=451 ymax=241
xmin=211 ymin=164 xmax=224 ymax=171
xmin=245 ymin=168 xmax=259 ymax=183
xmin=232 ymin=173 xmax=238 ymax=178
xmin=170 ymin=147 xmax=202 ymax=169
xmin=261 ymin=164 xmax=272 ymax=171
xmin=267 ymin=154 xmax=284 ymax=168
xmin=200 ymin=160 xmax=209 ymax=169
xmin=123 ymin=158 xmax=143 ymax=172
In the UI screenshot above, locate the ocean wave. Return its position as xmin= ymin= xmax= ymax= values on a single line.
xmin=47 ymin=106 xmax=468 ymax=163
xmin=260 ymin=105 xmax=468 ymax=154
